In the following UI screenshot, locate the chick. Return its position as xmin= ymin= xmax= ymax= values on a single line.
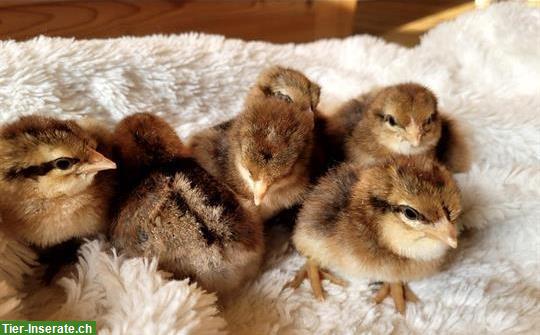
xmin=0 ymin=115 xmax=117 ymax=248
xmin=322 ymin=96 xmax=368 ymax=165
xmin=336 ymin=83 xmax=470 ymax=172
xmin=110 ymin=113 xmax=264 ymax=296
xmin=247 ymin=65 xmax=321 ymax=112
xmin=248 ymin=65 xmax=336 ymax=177
xmin=287 ymin=156 xmax=461 ymax=314
xmin=190 ymin=66 xmax=321 ymax=220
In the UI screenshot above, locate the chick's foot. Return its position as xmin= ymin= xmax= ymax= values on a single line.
xmin=284 ymin=259 xmax=347 ymax=301
xmin=373 ymin=282 xmax=419 ymax=315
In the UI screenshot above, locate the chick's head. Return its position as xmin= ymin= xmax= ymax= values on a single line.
xmin=254 ymin=66 xmax=321 ymax=112
xmin=360 ymin=156 xmax=461 ymax=259
xmin=113 ymin=112 xmax=190 ymax=171
xmin=0 ymin=116 xmax=116 ymax=198
xmin=367 ymin=83 xmax=442 ymax=155
xmin=232 ymin=98 xmax=314 ymax=205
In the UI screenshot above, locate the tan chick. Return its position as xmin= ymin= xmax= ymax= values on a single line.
xmin=248 ymin=65 xmax=336 ymax=177
xmin=333 ymin=83 xmax=470 ymax=172
xmin=110 ymin=113 xmax=264 ymax=297
xmin=287 ymin=156 xmax=461 ymax=314
xmin=0 ymin=115 xmax=117 ymax=248
xmin=248 ymin=65 xmax=321 ymax=112
xmin=189 ymin=66 xmax=322 ymax=220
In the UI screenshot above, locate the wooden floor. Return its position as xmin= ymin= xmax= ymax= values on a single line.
xmin=355 ymin=1 xmax=475 ymax=46
xmin=0 ymin=0 xmax=504 ymax=46
xmin=0 ymin=0 xmax=357 ymax=43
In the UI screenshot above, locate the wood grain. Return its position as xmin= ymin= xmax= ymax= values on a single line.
xmin=0 ymin=0 xmax=357 ymax=43
xmin=0 ymin=0 xmax=485 ymax=46
xmin=354 ymin=0 xmax=473 ymax=46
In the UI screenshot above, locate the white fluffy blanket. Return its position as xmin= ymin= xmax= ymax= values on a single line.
xmin=1 ymin=3 xmax=539 ymax=334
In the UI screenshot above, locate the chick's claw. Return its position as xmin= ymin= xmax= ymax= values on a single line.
xmin=285 ymin=263 xmax=308 ymax=289
xmin=404 ymin=284 xmax=420 ymax=302
xmin=284 ymin=259 xmax=347 ymax=301
xmin=373 ymin=283 xmax=390 ymax=304
xmin=321 ymin=271 xmax=348 ymax=287
xmin=307 ymin=259 xmax=325 ymax=301
xmin=373 ymin=282 xmax=419 ymax=315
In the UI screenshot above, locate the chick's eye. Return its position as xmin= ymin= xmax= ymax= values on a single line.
xmin=275 ymin=92 xmax=293 ymax=103
xmin=53 ymin=157 xmax=76 ymax=170
xmin=402 ymin=206 xmax=420 ymax=221
xmin=384 ymin=114 xmax=396 ymax=127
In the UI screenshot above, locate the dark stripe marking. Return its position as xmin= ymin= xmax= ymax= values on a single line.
xmin=5 ymin=157 xmax=79 ymax=180
xmin=163 ymin=158 xmax=242 ymax=219
xmin=369 ymin=196 xmax=392 ymax=213
xmin=316 ymin=168 xmax=359 ymax=233
xmin=168 ymin=189 xmax=219 ymax=246
xmin=6 ymin=161 xmax=56 ymax=180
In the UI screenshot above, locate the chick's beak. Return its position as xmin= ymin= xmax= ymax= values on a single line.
xmin=426 ymin=218 xmax=458 ymax=248
xmin=253 ymin=180 xmax=268 ymax=206
xmin=77 ymin=149 xmax=117 ymax=174
xmin=408 ymin=127 xmax=422 ymax=147
xmin=412 ymin=134 xmax=422 ymax=147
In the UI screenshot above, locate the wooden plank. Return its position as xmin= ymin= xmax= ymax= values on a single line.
xmin=354 ymin=0 xmax=473 ymax=46
xmin=0 ymin=0 xmax=357 ymax=43
xmin=354 ymin=0 xmax=471 ymax=36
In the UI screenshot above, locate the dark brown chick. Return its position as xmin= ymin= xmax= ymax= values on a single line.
xmin=75 ymin=117 xmax=115 ymax=158
xmin=189 ymin=66 xmax=323 ymax=220
xmin=286 ymin=156 xmax=461 ymax=315
xmin=110 ymin=113 xmax=264 ymax=296
xmin=435 ymin=115 xmax=471 ymax=173
xmin=0 ymin=115 xmax=117 ymax=248
xmin=332 ymin=83 xmax=470 ymax=172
